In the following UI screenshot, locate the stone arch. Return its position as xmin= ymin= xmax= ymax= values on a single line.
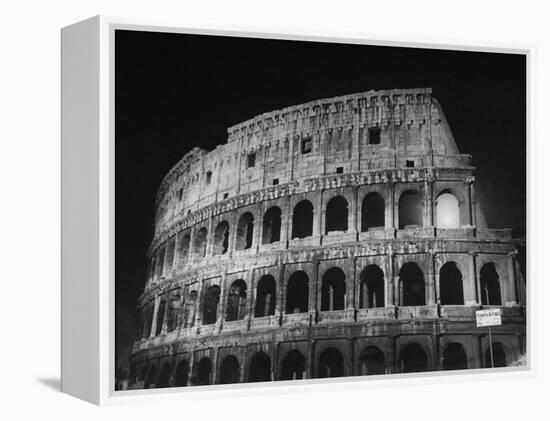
xmin=212 ymin=220 xmax=230 ymax=255
xmin=443 ymin=342 xmax=469 ymax=370
xmin=399 ymin=342 xmax=428 ymax=373
xmin=142 ymin=303 xmax=154 ymax=338
xmin=262 ymin=206 xmax=282 ymax=244
xmin=317 ymin=347 xmax=345 ymax=378
xmin=155 ymin=299 xmax=166 ymax=336
xmin=177 ymin=233 xmax=191 ymax=266
xmin=193 ymin=227 xmax=208 ymax=257
xmin=359 ymin=264 xmax=385 ymax=308
xmin=436 ymin=190 xmax=460 ymax=228
xmin=174 ymin=360 xmax=189 ymax=387
xmin=358 ymin=346 xmax=385 ymax=375
xmin=157 ymin=362 xmax=172 ymax=388
xmin=254 ymin=275 xmax=276 ymax=317
xmin=325 ymin=195 xmax=349 ymax=233
xmin=321 ymin=267 xmax=346 ymax=311
xmin=219 ymin=355 xmax=241 ymax=384
xmin=196 ymin=357 xmax=212 ymax=385
xmin=183 ymin=290 xmax=197 ymax=328
xmin=236 ymin=212 xmax=255 ymax=250
xmin=248 ymin=352 xmax=271 ymax=382
xmin=480 ymin=262 xmax=502 ymax=305
xmin=286 ymin=270 xmax=309 ymax=314
xmin=439 ymin=261 xmax=464 ymax=305
xmin=226 ymin=279 xmax=247 ymax=321
xmin=292 ymin=200 xmax=314 ymax=239
xmin=165 ymin=296 xmax=180 ymax=332
xmin=281 ymin=349 xmax=306 ymax=380
xmin=398 ymin=189 xmax=423 ymax=229
xmin=202 ymin=285 xmax=221 ymax=325
xmin=399 ymin=262 xmax=426 ymax=306
xmin=144 ymin=364 xmax=156 ymax=388
xmin=361 ymin=192 xmax=385 ymax=231
xmin=485 ymin=342 xmax=508 ymax=368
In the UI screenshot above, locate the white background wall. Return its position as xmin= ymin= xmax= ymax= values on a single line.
xmin=0 ymin=0 xmax=547 ymax=419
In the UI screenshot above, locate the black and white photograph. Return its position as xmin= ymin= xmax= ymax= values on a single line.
xmin=114 ymin=29 xmax=527 ymax=390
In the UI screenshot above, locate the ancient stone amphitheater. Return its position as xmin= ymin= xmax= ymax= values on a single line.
xmin=129 ymin=88 xmax=526 ymax=389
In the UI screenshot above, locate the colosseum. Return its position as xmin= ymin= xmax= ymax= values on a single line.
xmin=128 ymin=87 xmax=526 ymax=389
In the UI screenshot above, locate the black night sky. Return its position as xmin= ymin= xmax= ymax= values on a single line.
xmin=115 ymin=30 xmax=526 ymax=374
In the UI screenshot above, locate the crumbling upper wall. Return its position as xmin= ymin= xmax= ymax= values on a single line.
xmin=153 ymin=88 xmax=470 ymax=230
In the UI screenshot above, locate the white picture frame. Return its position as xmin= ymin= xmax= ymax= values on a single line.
xmin=61 ymin=15 xmax=533 ymax=406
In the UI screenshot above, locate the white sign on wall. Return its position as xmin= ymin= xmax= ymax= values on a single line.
xmin=476 ymin=308 xmax=502 ymax=327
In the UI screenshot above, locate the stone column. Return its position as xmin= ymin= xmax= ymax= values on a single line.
xmin=283 ymin=195 xmax=292 ymax=247
xmin=311 ymin=259 xmax=320 ymax=315
xmin=424 ymin=180 xmax=434 ymax=228
xmin=277 ymin=264 xmax=285 ymax=321
xmin=427 ymin=252 xmax=437 ymax=305
xmin=386 ymin=183 xmax=396 ymax=230
xmin=149 ymin=295 xmax=160 ymax=339
xmin=465 ymin=176 xmax=474 ymax=227
xmin=254 ymin=203 xmax=263 ymax=252
xmin=507 ymin=252 xmax=519 ymax=306
xmin=464 ymin=252 xmax=479 ymax=305
xmin=205 ymin=216 xmax=214 ymax=257
xmin=348 ymin=256 xmax=356 ymax=310
xmin=350 ymin=186 xmax=358 ymax=236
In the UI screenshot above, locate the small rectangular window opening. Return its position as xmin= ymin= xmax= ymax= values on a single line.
xmin=406 ymin=160 xmax=415 ymax=168
xmin=206 ymin=171 xmax=212 ymax=184
xmin=301 ymin=136 xmax=312 ymax=154
xmin=336 ymin=167 xmax=344 ymax=174
xmin=223 ymin=193 xmax=229 ymax=199
xmin=368 ymin=127 xmax=381 ymax=145
xmin=178 ymin=188 xmax=183 ymax=201
xmin=272 ymin=178 xmax=279 ymax=185
xmin=247 ymin=153 xmax=256 ymax=168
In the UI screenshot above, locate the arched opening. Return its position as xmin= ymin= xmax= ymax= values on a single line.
xmin=219 ymin=355 xmax=241 ymax=384
xmin=157 ymin=363 xmax=172 ymax=388
xmin=325 ymin=196 xmax=349 ymax=233
xmin=436 ymin=191 xmax=460 ymax=228
xmin=144 ymin=365 xmax=156 ymax=389
xmin=178 ymin=234 xmax=191 ymax=265
xmin=183 ymin=290 xmax=197 ymax=328
xmin=359 ymin=264 xmax=385 ymax=308
xmin=202 ymin=285 xmax=220 ymax=325
xmin=485 ymin=342 xmax=507 ymax=368
xmin=361 ymin=192 xmax=385 ymax=231
xmin=142 ymin=304 xmax=154 ymax=338
xmin=236 ymin=212 xmax=254 ymax=250
xmin=292 ymin=200 xmax=314 ymax=239
xmin=194 ymin=227 xmax=208 ymax=257
xmin=285 ymin=271 xmax=309 ymax=314
xmin=480 ymin=263 xmax=502 ymax=305
xmin=262 ymin=207 xmax=282 ymax=244
xmin=443 ymin=342 xmax=468 ymax=370
xmin=155 ymin=300 xmax=166 ymax=336
xmin=213 ymin=221 xmax=230 ymax=255
xmin=165 ymin=297 xmax=179 ymax=332
xmin=318 ymin=348 xmax=344 ymax=378
xmin=254 ymin=275 xmax=276 ymax=317
xmin=281 ymin=350 xmax=306 ymax=380
xmin=399 ymin=262 xmax=426 ymax=306
xmin=226 ymin=279 xmax=247 ymax=321
xmin=399 ymin=190 xmax=423 ymax=229
xmin=174 ymin=360 xmax=189 ymax=387
xmin=248 ymin=352 xmax=271 ymax=382
xmin=155 ymin=248 xmax=165 ymax=279
xmin=439 ymin=262 xmax=464 ymax=305
xmin=359 ymin=346 xmax=385 ymax=375
xmin=321 ymin=267 xmax=346 ymax=311
xmin=399 ymin=343 xmax=428 ymax=373
xmin=164 ymin=239 xmax=175 ymax=274
xmin=196 ymin=358 xmax=212 ymax=385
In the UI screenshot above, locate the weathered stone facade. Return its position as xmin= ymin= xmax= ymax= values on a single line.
xmin=129 ymin=88 xmax=526 ymax=389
